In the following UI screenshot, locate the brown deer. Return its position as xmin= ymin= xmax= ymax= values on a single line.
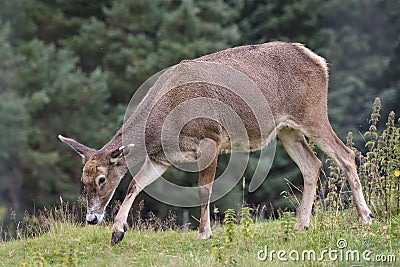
xmin=59 ymin=41 xmax=373 ymax=246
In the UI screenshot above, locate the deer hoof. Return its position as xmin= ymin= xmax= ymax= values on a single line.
xmin=110 ymin=231 xmax=125 ymax=246
xmin=197 ymin=231 xmax=212 ymax=241
xmin=361 ymin=214 xmax=373 ymax=225
xmin=294 ymin=222 xmax=309 ymax=231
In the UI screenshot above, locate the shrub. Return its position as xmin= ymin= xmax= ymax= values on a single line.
xmin=319 ymin=98 xmax=400 ymax=220
xmin=355 ymin=98 xmax=400 ymax=219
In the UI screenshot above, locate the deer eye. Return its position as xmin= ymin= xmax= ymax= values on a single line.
xmin=97 ymin=175 xmax=106 ymax=187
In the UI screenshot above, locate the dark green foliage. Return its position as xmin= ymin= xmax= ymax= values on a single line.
xmin=318 ymin=1 xmax=395 ymax=142
xmin=62 ymin=0 xmax=240 ymax=104
xmin=239 ymin=0 xmax=322 ymax=44
xmin=0 ymin=25 xmax=28 ymax=213
xmin=0 ymin=23 xmax=116 ymax=215
xmin=17 ymin=40 xmax=113 ymax=210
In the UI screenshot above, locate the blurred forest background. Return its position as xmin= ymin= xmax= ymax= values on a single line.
xmin=0 ymin=0 xmax=399 ymax=225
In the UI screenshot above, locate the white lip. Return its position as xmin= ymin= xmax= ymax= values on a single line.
xmin=86 ymin=213 xmax=104 ymax=225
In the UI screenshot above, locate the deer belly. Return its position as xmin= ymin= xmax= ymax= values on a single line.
xmin=218 ymin=129 xmax=276 ymax=154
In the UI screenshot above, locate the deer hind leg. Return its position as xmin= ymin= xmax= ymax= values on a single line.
xmin=278 ymin=127 xmax=322 ymax=230
xmin=110 ymin=158 xmax=169 ymax=245
xmin=197 ymin=140 xmax=218 ymax=241
xmin=307 ymin=124 xmax=373 ymax=225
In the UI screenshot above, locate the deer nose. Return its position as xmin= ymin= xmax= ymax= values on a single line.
xmin=86 ymin=214 xmax=98 ymax=225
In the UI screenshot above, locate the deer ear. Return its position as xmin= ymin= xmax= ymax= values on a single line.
xmin=58 ymin=134 xmax=92 ymax=159
xmin=110 ymin=144 xmax=134 ymax=165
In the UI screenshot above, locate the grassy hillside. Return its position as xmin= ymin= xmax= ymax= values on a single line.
xmin=0 ymin=211 xmax=399 ymax=266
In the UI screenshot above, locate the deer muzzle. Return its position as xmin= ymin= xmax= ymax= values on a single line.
xmin=86 ymin=212 xmax=104 ymax=225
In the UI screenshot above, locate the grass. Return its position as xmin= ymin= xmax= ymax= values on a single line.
xmin=0 ymin=211 xmax=399 ymax=266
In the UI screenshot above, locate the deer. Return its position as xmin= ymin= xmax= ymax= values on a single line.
xmin=58 ymin=41 xmax=373 ymax=246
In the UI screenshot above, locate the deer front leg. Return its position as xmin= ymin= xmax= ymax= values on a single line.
xmin=111 ymin=158 xmax=169 ymax=245
xmin=197 ymin=147 xmax=218 ymax=241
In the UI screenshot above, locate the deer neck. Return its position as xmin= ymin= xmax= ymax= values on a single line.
xmin=102 ymin=106 xmax=149 ymax=168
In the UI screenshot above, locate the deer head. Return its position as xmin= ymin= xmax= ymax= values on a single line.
xmin=58 ymin=135 xmax=129 ymax=225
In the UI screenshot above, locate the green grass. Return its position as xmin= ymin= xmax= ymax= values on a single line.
xmin=1 ymin=212 xmax=399 ymax=266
